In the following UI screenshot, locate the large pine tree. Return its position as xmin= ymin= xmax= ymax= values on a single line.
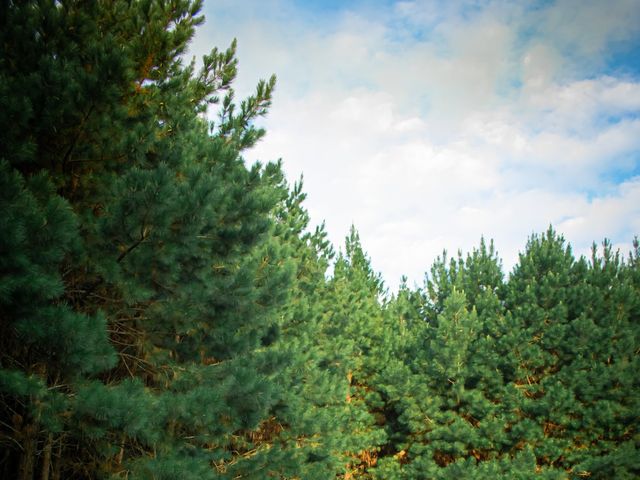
xmin=371 ymin=234 xmax=639 ymax=479
xmin=0 ymin=1 xmax=295 ymax=478
xmin=505 ymin=229 xmax=640 ymax=478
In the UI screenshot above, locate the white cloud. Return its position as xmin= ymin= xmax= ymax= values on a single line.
xmin=195 ymin=0 xmax=640 ymax=290
xmin=535 ymin=0 xmax=640 ymax=59
xmin=521 ymin=43 xmax=564 ymax=89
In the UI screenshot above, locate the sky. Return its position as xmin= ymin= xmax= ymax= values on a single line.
xmin=190 ymin=0 xmax=640 ymax=291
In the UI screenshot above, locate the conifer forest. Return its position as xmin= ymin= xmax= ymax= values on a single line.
xmin=1 ymin=1 xmax=639 ymax=479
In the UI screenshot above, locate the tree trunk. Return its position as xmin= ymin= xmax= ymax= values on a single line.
xmin=40 ymin=433 xmax=53 ymax=480
xmin=346 ymin=371 xmax=353 ymax=403
xmin=17 ymin=423 xmax=37 ymax=480
xmin=116 ymin=433 xmax=126 ymax=466
xmin=51 ymin=440 xmax=62 ymax=480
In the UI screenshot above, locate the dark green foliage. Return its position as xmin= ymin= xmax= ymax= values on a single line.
xmin=1 ymin=1 xmax=292 ymax=478
xmin=504 ymin=230 xmax=640 ymax=479
xmin=373 ymin=242 xmax=519 ymax=479
xmin=374 ymin=231 xmax=639 ymax=479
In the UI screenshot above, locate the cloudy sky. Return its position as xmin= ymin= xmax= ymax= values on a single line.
xmin=191 ymin=0 xmax=640 ymax=291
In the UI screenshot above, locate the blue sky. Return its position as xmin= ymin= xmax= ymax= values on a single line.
xmin=191 ymin=0 xmax=640 ymax=290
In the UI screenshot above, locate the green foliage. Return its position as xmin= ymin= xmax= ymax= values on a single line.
xmin=1 ymin=1 xmax=293 ymax=478
xmin=373 ymin=231 xmax=639 ymax=479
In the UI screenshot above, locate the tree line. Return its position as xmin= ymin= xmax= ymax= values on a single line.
xmin=1 ymin=1 xmax=638 ymax=478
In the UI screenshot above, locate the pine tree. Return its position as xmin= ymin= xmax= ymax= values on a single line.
xmin=1 ymin=1 xmax=294 ymax=478
xmin=0 ymin=159 xmax=117 ymax=480
xmin=372 ymin=276 xmax=427 ymax=477
xmin=505 ymin=228 xmax=640 ymax=478
xmin=249 ymin=181 xmax=372 ymax=478
xmin=318 ymin=227 xmax=390 ymax=478
xmin=374 ymin=239 xmax=555 ymax=479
